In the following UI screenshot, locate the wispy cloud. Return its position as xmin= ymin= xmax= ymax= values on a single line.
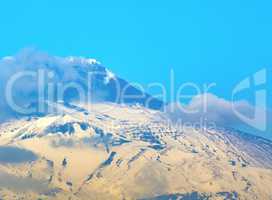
xmin=166 ymin=93 xmax=271 ymax=138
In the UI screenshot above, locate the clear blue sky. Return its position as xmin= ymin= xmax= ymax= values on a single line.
xmin=0 ymin=0 xmax=271 ymax=105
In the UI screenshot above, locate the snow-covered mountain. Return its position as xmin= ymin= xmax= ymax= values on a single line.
xmin=0 ymin=102 xmax=271 ymax=200
xmin=0 ymin=51 xmax=272 ymax=199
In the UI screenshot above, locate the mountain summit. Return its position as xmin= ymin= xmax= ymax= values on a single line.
xmin=0 ymin=49 xmax=163 ymax=121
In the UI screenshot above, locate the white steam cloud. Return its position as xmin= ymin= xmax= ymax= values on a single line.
xmin=166 ymin=93 xmax=271 ymax=139
xmin=0 ymin=48 xmax=103 ymax=121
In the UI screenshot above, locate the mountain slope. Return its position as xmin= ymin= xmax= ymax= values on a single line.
xmin=0 ymin=103 xmax=271 ymax=200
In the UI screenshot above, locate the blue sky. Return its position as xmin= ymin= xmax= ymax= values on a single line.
xmin=0 ymin=0 xmax=271 ymax=105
